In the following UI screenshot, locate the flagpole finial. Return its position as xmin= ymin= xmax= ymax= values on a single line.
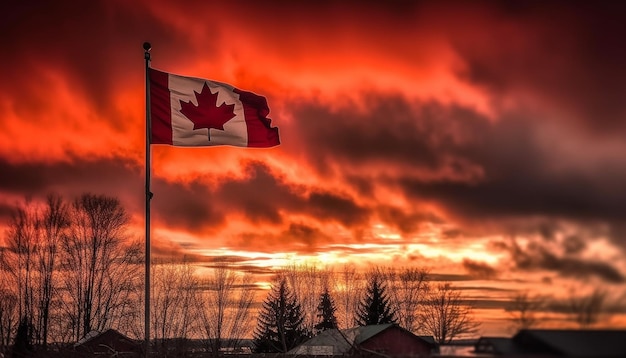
xmin=143 ymin=42 xmax=151 ymax=61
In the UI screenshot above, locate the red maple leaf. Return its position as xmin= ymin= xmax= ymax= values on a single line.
xmin=179 ymin=83 xmax=236 ymax=140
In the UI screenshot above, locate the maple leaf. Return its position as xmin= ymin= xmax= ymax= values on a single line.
xmin=179 ymin=83 xmax=236 ymax=140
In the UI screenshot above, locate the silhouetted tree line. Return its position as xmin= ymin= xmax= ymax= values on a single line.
xmin=1 ymin=193 xmax=618 ymax=356
xmin=0 ymin=193 xmax=476 ymax=356
xmin=251 ymin=266 xmax=478 ymax=352
xmin=0 ymin=193 xmax=141 ymax=356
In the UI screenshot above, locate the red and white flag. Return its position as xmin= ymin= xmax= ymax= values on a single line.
xmin=149 ymin=68 xmax=280 ymax=147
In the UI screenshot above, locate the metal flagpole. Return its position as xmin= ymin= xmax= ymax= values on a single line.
xmin=143 ymin=41 xmax=153 ymax=358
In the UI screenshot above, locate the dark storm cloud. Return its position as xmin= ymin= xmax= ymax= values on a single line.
xmin=0 ymin=1 xmax=195 ymax=117
xmin=151 ymin=179 xmax=226 ymax=233
xmin=215 ymin=162 xmax=294 ymax=225
xmin=0 ymin=155 xmax=385 ymax=251
xmin=282 ymin=223 xmax=332 ymax=248
xmin=1 ymin=0 xmax=625 ymax=305
xmin=290 ymin=92 xmax=626 ymax=235
xmin=392 ymin=110 xmax=626 ymax=247
xmin=145 ymin=161 xmax=300 ymax=233
xmin=429 ymin=273 xmax=473 ymax=282
xmin=0 ymin=159 xmax=50 ymax=193
xmin=224 ymin=266 xmax=276 ymax=277
xmin=287 ymin=96 xmax=455 ymax=172
xmin=170 ymin=163 xmax=349 ymax=233
xmin=170 ymin=169 xmax=267 ymax=231
xmin=149 ymin=241 xmax=207 ymax=262
xmin=230 ymin=221 xmax=336 ymax=254
xmin=200 ymin=255 xmax=258 ymax=264
xmin=463 ymin=258 xmax=498 ymax=279
xmin=507 ymin=240 xmax=625 ymax=284
xmin=403 ymin=167 xmax=626 ymax=224
xmin=377 ymin=205 xmax=443 ymax=234
xmin=0 ymin=155 xmax=372 ymax=242
xmin=453 ymin=2 xmax=626 ymax=134
xmin=213 ymin=162 xmax=373 ymax=231
xmin=0 ymin=156 xmax=143 ymax=213
xmin=150 ymin=160 xmax=381 ymax=249
xmin=5 ymin=0 xmax=624 ymax=233
xmin=465 ymin=299 xmax=510 ymax=310
xmin=459 ymin=286 xmax=514 ymax=293
xmin=563 ymin=235 xmax=586 ymax=255
xmin=307 ymin=191 xmax=369 ymax=226
xmin=0 ymin=204 xmax=14 ymax=223
xmin=196 ymin=256 xmax=278 ymax=277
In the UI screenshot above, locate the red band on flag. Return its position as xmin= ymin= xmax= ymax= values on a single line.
xmin=234 ymin=89 xmax=280 ymax=148
xmin=149 ymin=69 xmax=173 ymax=144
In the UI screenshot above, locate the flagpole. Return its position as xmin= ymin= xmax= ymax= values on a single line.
xmin=143 ymin=41 xmax=153 ymax=358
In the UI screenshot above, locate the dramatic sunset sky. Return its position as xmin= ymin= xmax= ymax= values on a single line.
xmin=2 ymin=1 xmax=626 ymax=334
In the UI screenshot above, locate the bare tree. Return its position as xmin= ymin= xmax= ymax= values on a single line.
xmin=223 ymin=271 xmax=255 ymax=348
xmin=34 ymin=194 xmax=69 ymax=348
xmin=334 ymin=264 xmax=363 ymax=328
xmin=152 ymin=260 xmax=201 ymax=353
xmin=3 ymin=196 xmax=70 ymax=349
xmin=115 ymin=276 xmax=144 ymax=341
xmin=0 ymin=249 xmax=16 ymax=354
xmin=383 ymin=266 xmax=429 ymax=333
xmin=507 ymin=291 xmax=543 ymax=331
xmin=5 ymin=199 xmax=39 ymax=347
xmin=0 ymin=285 xmax=18 ymax=355
xmin=59 ymin=193 xmax=138 ymax=341
xmin=199 ymin=266 xmax=254 ymax=356
xmin=566 ymin=288 xmax=607 ymax=328
xmin=1 ymin=194 xmax=142 ymax=346
xmin=282 ymin=263 xmax=329 ymax=333
xmin=420 ymin=283 xmax=479 ymax=344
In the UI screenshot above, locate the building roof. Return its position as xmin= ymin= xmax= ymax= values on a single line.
xmin=288 ymin=324 xmax=436 ymax=355
xmin=475 ymin=329 xmax=626 ymax=357
xmin=74 ymin=330 xmax=102 ymax=347
xmin=287 ymin=328 xmax=354 ymax=355
xmin=475 ymin=336 xmax=523 ymax=355
xmin=418 ymin=335 xmax=437 ymax=346
xmin=354 ymin=323 xmax=395 ymax=345
xmin=515 ymin=329 xmax=626 ymax=357
xmin=74 ymin=328 xmax=140 ymax=354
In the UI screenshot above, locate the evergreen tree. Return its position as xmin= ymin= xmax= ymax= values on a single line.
xmin=12 ymin=316 xmax=32 ymax=357
xmin=355 ymin=275 xmax=397 ymax=326
xmin=253 ymin=278 xmax=309 ymax=353
xmin=314 ymin=288 xmax=339 ymax=333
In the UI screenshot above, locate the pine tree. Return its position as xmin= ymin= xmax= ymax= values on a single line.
xmin=356 ymin=275 xmax=397 ymax=326
xmin=314 ymin=288 xmax=339 ymax=333
xmin=12 ymin=316 xmax=32 ymax=356
xmin=253 ymin=278 xmax=309 ymax=353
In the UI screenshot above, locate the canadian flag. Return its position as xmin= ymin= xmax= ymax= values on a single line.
xmin=149 ymin=68 xmax=280 ymax=148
